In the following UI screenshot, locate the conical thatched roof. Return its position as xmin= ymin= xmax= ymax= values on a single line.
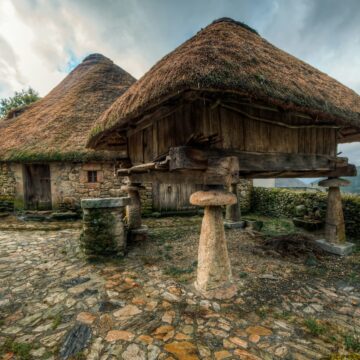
xmin=88 ymin=18 xmax=360 ymax=147
xmin=0 ymin=53 xmax=135 ymax=162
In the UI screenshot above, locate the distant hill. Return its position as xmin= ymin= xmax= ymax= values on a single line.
xmin=343 ymin=166 xmax=360 ymax=194
xmin=275 ymin=178 xmax=307 ymax=188
xmin=310 ymin=167 xmax=360 ymax=194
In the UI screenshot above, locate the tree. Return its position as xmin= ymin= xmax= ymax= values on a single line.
xmin=0 ymin=87 xmax=40 ymax=119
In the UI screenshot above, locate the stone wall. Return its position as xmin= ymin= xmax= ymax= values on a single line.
xmin=251 ymin=187 xmax=360 ymax=242
xmin=51 ymin=162 xmax=124 ymax=211
xmin=0 ymin=163 xmax=16 ymax=211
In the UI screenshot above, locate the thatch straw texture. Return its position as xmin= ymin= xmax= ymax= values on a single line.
xmin=0 ymin=53 xmax=135 ymax=162
xmin=88 ymin=18 xmax=360 ymax=147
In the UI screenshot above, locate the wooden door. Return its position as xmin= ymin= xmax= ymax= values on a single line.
xmin=23 ymin=164 xmax=52 ymax=210
xmin=152 ymin=183 xmax=203 ymax=212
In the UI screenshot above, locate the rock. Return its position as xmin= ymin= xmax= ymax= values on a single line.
xmin=233 ymin=349 xmax=262 ymax=360
xmin=113 ymin=304 xmax=142 ymax=318
xmin=153 ymin=325 xmax=175 ymax=340
xmin=61 ymin=277 xmax=90 ymax=288
xmin=229 ymin=337 xmax=248 ymax=348
xmin=245 ymin=220 xmax=263 ymax=231
xmin=76 ymin=312 xmax=96 ymax=325
xmin=164 ymin=341 xmax=199 ymax=360
xmin=98 ymin=300 xmax=123 ymax=312
xmin=59 ymin=324 xmax=92 ymax=360
xmin=122 ymin=343 xmax=146 ymax=360
xmin=148 ymin=345 xmax=161 ymax=360
xmin=295 ymin=205 xmax=307 ymax=217
xmin=245 ymin=326 xmax=272 ymax=336
xmin=105 ymin=330 xmax=135 ymax=342
xmin=214 ymin=350 xmax=232 ymax=359
xmin=162 ymin=291 xmax=181 ymax=303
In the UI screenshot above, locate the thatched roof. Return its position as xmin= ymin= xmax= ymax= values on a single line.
xmin=0 ymin=53 xmax=135 ymax=162
xmin=88 ymin=18 xmax=360 ymax=147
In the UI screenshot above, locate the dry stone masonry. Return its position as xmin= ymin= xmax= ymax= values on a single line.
xmin=80 ymin=197 xmax=130 ymax=257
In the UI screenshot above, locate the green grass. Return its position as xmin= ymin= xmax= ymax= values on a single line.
xmin=51 ymin=313 xmax=62 ymax=330
xmin=243 ymin=213 xmax=296 ymax=236
xmin=304 ymin=318 xmax=327 ymax=336
xmin=0 ymin=339 xmax=33 ymax=360
xmin=344 ymin=333 xmax=360 ymax=352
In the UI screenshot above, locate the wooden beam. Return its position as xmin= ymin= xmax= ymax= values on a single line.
xmin=242 ymin=164 xmax=357 ymax=179
xmin=169 ymin=146 xmax=347 ymax=173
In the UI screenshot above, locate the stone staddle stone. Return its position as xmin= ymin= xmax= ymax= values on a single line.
xmin=190 ymin=190 xmax=237 ymax=207
xmin=190 ymin=190 xmax=237 ymax=300
xmin=121 ymin=184 xmax=143 ymax=230
xmin=318 ymin=177 xmax=350 ymax=188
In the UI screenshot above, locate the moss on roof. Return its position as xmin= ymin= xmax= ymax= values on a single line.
xmin=88 ymin=18 xmax=360 ymax=148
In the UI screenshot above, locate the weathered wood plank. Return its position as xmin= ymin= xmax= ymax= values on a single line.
xmin=168 ymin=146 xmax=344 ymax=173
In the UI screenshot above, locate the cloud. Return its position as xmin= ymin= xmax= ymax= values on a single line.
xmin=1 ymin=0 xmax=359 ymax=163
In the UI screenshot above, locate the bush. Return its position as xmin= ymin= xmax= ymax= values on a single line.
xmin=251 ymin=188 xmax=360 ymax=241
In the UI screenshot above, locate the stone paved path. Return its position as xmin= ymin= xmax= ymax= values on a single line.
xmin=0 ymin=219 xmax=359 ymax=359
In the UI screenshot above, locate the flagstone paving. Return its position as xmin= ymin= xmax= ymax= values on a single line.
xmin=0 ymin=217 xmax=359 ymax=359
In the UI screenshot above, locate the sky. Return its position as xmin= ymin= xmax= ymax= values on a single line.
xmin=0 ymin=0 xmax=359 ymax=167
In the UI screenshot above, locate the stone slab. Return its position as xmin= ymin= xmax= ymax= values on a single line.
xmin=81 ymin=197 xmax=131 ymax=209
xmin=224 ymin=221 xmax=246 ymax=229
xmin=318 ymin=178 xmax=350 ymax=187
xmin=316 ymin=239 xmax=355 ymax=256
xmin=128 ymin=225 xmax=148 ymax=242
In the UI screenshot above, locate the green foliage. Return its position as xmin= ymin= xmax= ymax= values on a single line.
xmin=0 ymin=87 xmax=40 ymax=119
xmin=344 ymin=333 xmax=360 ymax=352
xmin=304 ymin=318 xmax=327 ymax=336
xmin=251 ymin=188 xmax=360 ymax=242
xmin=0 ymin=338 xmax=33 ymax=359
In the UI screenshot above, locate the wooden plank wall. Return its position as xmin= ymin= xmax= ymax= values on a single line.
xmin=127 ymin=100 xmax=338 ymax=165
xmin=152 ymin=182 xmax=203 ymax=212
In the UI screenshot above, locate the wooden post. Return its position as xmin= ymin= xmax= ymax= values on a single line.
xmin=190 ymin=189 xmax=238 ymax=299
xmin=316 ymin=177 xmax=355 ymax=255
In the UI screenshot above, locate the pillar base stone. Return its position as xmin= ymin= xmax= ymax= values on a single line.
xmin=194 ymin=282 xmax=238 ymax=300
xmin=316 ymin=239 xmax=355 ymax=256
xmin=128 ymin=225 xmax=148 ymax=242
xmin=224 ymin=220 xmax=246 ymax=229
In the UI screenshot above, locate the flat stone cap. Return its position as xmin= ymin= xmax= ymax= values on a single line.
xmin=81 ymin=197 xmax=131 ymax=209
xmin=190 ymin=190 xmax=237 ymax=206
xmin=318 ymin=177 xmax=350 ymax=187
xmin=121 ymin=184 xmax=145 ymax=192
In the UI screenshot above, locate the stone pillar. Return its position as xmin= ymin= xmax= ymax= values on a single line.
xmin=121 ymin=183 xmax=148 ymax=241
xmin=224 ymin=183 xmax=245 ymax=229
xmin=316 ymin=177 xmax=355 ymax=255
xmin=81 ymin=197 xmax=130 ymax=258
xmin=190 ymin=189 xmax=238 ymax=299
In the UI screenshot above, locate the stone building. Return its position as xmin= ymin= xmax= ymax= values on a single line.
xmin=0 ymin=54 xmax=136 ymax=212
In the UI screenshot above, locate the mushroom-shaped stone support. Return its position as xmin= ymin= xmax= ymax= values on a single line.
xmin=316 ymin=177 xmax=355 ymax=255
xmin=121 ymin=183 xmax=148 ymax=241
xmin=121 ymin=184 xmax=144 ymax=230
xmin=190 ymin=190 xmax=238 ymax=299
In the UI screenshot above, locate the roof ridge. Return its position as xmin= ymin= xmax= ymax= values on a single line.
xmin=210 ymin=17 xmax=259 ymax=35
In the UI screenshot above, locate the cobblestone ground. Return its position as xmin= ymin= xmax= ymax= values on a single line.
xmin=0 ymin=217 xmax=359 ymax=359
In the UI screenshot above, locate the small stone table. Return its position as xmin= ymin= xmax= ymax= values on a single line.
xmin=316 ymin=177 xmax=355 ymax=255
xmin=81 ymin=197 xmax=130 ymax=257
xmin=190 ymin=189 xmax=238 ymax=299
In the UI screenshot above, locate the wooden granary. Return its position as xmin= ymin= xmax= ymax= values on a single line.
xmin=88 ymin=18 xmax=360 ymax=298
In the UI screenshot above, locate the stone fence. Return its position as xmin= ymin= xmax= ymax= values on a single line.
xmin=250 ymin=187 xmax=360 ymax=242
